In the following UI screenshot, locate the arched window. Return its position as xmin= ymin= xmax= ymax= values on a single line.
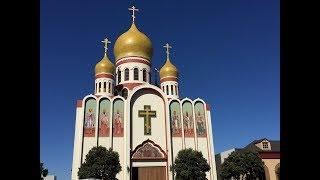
xmin=108 ymin=82 xmax=111 ymax=93
xmin=122 ymin=89 xmax=128 ymax=99
xmin=166 ymin=85 xmax=169 ymax=95
xmin=134 ymin=68 xmax=139 ymax=80
xmin=171 ymin=85 xmax=174 ymax=95
xmin=103 ymin=82 xmax=106 ymax=92
xmin=175 ymin=85 xmax=177 ymax=96
xmin=117 ymin=69 xmax=121 ymax=83
xmin=125 ymin=68 xmax=129 ymax=81
xmin=162 ymin=86 xmax=164 ymax=92
xmin=176 ymin=86 xmax=179 ymax=96
xmin=99 ymin=82 xmax=101 ymax=93
xmin=143 ymin=69 xmax=147 ymax=82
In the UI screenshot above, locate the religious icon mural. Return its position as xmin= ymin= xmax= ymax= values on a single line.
xmin=170 ymin=101 xmax=182 ymax=137
xmin=113 ymin=99 xmax=124 ymax=137
xmin=99 ymin=99 xmax=110 ymax=137
xmin=194 ymin=101 xmax=207 ymax=137
xmin=182 ymin=101 xmax=194 ymax=137
xmin=138 ymin=105 xmax=156 ymax=135
xmin=84 ymin=98 xmax=97 ymax=137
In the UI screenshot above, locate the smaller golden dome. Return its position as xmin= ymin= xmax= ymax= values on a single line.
xmin=159 ymin=59 xmax=178 ymax=79
xmin=113 ymin=23 xmax=153 ymax=61
xmin=95 ymin=53 xmax=115 ymax=75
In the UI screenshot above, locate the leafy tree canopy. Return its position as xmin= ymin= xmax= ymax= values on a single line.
xmin=78 ymin=146 xmax=121 ymax=180
xmin=173 ymin=148 xmax=210 ymax=180
xmin=220 ymin=150 xmax=265 ymax=180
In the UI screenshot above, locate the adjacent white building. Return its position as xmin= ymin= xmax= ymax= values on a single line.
xmin=44 ymin=175 xmax=57 ymax=180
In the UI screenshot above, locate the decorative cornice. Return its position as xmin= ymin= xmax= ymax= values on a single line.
xmin=131 ymin=139 xmax=167 ymax=161
xmin=160 ymin=76 xmax=178 ymax=83
xmin=95 ymin=73 xmax=114 ymax=79
xmin=116 ymin=56 xmax=150 ymax=66
xmin=259 ymin=152 xmax=280 ymax=159
xmin=116 ymin=82 xmax=143 ymax=90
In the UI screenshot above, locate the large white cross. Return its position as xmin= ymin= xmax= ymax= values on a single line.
xmin=163 ymin=43 xmax=172 ymax=59
xmin=101 ymin=37 xmax=111 ymax=53
xmin=128 ymin=6 xmax=139 ymax=23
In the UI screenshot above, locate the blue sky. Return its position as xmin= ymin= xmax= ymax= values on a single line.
xmin=41 ymin=0 xmax=279 ymax=179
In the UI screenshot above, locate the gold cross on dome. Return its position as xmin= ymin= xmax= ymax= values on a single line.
xmin=128 ymin=6 xmax=139 ymax=23
xmin=101 ymin=37 xmax=111 ymax=53
xmin=163 ymin=43 xmax=172 ymax=59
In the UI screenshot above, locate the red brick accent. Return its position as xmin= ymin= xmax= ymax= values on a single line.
xmin=259 ymin=152 xmax=280 ymax=159
xmin=76 ymin=100 xmax=82 ymax=107
xmin=115 ymin=83 xmax=143 ymax=90
xmin=160 ymin=77 xmax=178 ymax=83
xmin=206 ymin=103 xmax=211 ymax=111
xmin=95 ymin=73 xmax=114 ymax=79
xmin=116 ymin=57 xmax=150 ymax=66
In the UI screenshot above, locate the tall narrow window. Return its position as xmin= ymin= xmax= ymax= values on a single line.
xmin=162 ymin=86 xmax=164 ymax=92
xmin=149 ymin=72 xmax=151 ymax=83
xmin=122 ymin=89 xmax=128 ymax=99
xmin=166 ymin=85 xmax=169 ymax=95
xmin=175 ymin=85 xmax=177 ymax=96
xmin=95 ymin=83 xmax=97 ymax=93
xmin=125 ymin=68 xmax=129 ymax=81
xmin=108 ymin=82 xmax=111 ymax=93
xmin=99 ymin=82 xmax=101 ymax=93
xmin=143 ymin=69 xmax=147 ymax=82
xmin=171 ymin=85 xmax=174 ymax=95
xmin=118 ymin=69 xmax=121 ymax=83
xmin=134 ymin=68 xmax=139 ymax=80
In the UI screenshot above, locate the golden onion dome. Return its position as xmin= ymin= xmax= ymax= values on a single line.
xmin=159 ymin=58 xmax=178 ymax=79
xmin=113 ymin=23 xmax=153 ymax=61
xmin=95 ymin=53 xmax=115 ymax=75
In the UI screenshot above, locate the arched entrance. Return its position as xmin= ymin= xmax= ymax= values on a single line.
xmin=131 ymin=139 xmax=167 ymax=180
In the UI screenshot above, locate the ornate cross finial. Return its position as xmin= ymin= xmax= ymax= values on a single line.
xmin=163 ymin=43 xmax=172 ymax=60
xmin=101 ymin=37 xmax=111 ymax=53
xmin=128 ymin=6 xmax=139 ymax=23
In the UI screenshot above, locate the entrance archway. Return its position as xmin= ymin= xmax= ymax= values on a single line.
xmin=130 ymin=139 xmax=167 ymax=180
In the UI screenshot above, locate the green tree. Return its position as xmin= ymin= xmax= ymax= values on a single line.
xmin=173 ymin=148 xmax=210 ymax=180
xmin=220 ymin=150 xmax=265 ymax=180
xmin=40 ymin=162 xmax=48 ymax=180
xmin=78 ymin=146 xmax=121 ymax=180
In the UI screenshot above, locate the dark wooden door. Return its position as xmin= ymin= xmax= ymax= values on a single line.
xmin=134 ymin=166 xmax=166 ymax=180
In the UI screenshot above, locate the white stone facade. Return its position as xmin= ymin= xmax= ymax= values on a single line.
xmin=72 ymin=82 xmax=217 ymax=180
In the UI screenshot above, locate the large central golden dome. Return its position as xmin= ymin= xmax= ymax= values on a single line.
xmin=113 ymin=23 xmax=153 ymax=61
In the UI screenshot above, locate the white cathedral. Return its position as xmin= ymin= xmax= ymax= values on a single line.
xmin=72 ymin=6 xmax=218 ymax=180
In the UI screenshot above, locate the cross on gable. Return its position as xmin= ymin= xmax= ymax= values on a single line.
xmin=138 ymin=105 xmax=156 ymax=135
